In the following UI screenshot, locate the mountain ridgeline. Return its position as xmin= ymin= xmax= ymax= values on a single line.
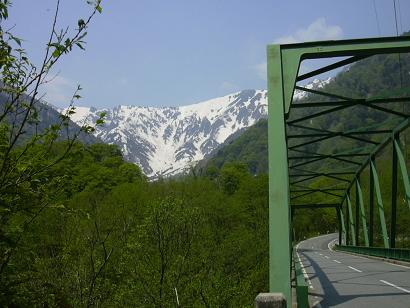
xmin=65 ymin=79 xmax=331 ymax=178
xmin=0 ymin=92 xmax=99 ymax=145
xmin=201 ymin=51 xmax=410 ymax=174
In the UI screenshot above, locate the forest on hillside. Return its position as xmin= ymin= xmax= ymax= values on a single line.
xmin=0 ymin=141 xmax=275 ymax=306
xmin=1 ymin=0 xmax=410 ymax=306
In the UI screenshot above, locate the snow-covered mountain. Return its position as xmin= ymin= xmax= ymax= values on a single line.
xmin=66 ymin=78 xmax=330 ymax=178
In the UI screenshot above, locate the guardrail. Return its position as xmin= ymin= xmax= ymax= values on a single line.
xmin=335 ymin=245 xmax=410 ymax=262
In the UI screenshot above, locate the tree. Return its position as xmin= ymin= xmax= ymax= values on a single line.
xmin=0 ymin=0 xmax=104 ymax=299
xmin=129 ymin=198 xmax=201 ymax=307
xmin=219 ymin=162 xmax=250 ymax=195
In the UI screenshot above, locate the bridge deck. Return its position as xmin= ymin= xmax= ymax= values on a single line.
xmin=298 ymin=234 xmax=410 ymax=307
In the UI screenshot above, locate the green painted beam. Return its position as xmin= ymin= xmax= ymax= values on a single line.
xmin=364 ymin=103 xmax=408 ymax=118
xmin=274 ymin=36 xmax=410 ymax=112
xmin=291 ymin=189 xmax=343 ymax=200
xmin=289 ymin=169 xmax=353 ymax=184
xmin=339 ymin=207 xmax=347 ymax=245
xmin=289 ymin=157 xmax=327 ymax=168
xmin=340 ymin=119 xmax=410 ymax=202
xmin=291 ymin=97 xmax=410 ymax=108
xmin=289 ymin=153 xmax=370 ymax=159
xmin=346 ymin=194 xmax=356 ymax=246
xmin=287 ymin=104 xmax=353 ymax=125
xmin=290 ymin=191 xmax=316 ymax=200
xmin=267 ymin=44 xmax=292 ymax=306
xmin=287 ymin=129 xmax=379 ymax=146
xmin=287 ymin=130 xmax=391 ymax=138
xmin=295 ymin=85 xmax=354 ymax=101
xmin=391 ymin=137 xmax=398 ymax=248
xmin=289 ymin=155 xmax=361 ymax=167
xmin=355 ymin=179 xmax=360 ymax=245
xmin=369 ymin=158 xmax=375 ymax=246
xmin=370 ymin=161 xmax=390 ymax=248
xmin=291 ymin=188 xmax=346 ymax=192
xmin=356 ymin=179 xmax=369 ymax=246
xmin=346 ymin=199 xmax=350 ymax=245
xmin=290 ymin=175 xmax=321 ymax=185
xmin=292 ymin=203 xmax=340 ymax=209
xmin=394 ymin=139 xmax=410 ymax=208
xmin=290 ymin=170 xmax=355 ymax=176
xmin=296 ymin=55 xmax=370 ymax=81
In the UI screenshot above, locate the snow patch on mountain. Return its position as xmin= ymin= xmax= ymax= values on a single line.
xmin=64 ymin=78 xmax=330 ymax=178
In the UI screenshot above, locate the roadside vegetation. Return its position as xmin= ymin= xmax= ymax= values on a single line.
xmin=0 ymin=0 xmax=409 ymax=306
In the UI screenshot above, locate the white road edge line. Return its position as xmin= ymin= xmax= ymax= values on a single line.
xmin=348 ymin=266 xmax=362 ymax=273
xmin=295 ymin=243 xmax=314 ymax=289
xmin=333 ymin=260 xmax=341 ymax=264
xmin=383 ymin=261 xmax=410 ymax=270
xmin=328 ymin=238 xmax=337 ymax=251
xmin=380 ymin=279 xmax=410 ymax=294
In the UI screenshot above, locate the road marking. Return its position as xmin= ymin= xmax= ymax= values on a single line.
xmin=324 ymin=256 xmax=330 ymax=259
xmin=380 ymin=280 xmax=410 ymax=294
xmin=348 ymin=266 xmax=362 ymax=273
xmin=328 ymin=239 xmax=337 ymax=251
xmin=319 ymin=253 xmax=323 ymax=256
xmin=383 ymin=261 xmax=410 ymax=269
xmin=295 ymin=248 xmax=314 ymax=290
xmin=353 ymin=255 xmax=368 ymax=260
xmin=333 ymin=260 xmax=341 ymax=264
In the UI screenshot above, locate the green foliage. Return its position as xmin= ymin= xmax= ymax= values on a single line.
xmin=219 ymin=162 xmax=251 ymax=194
xmin=1 ymin=0 xmax=409 ymax=305
xmin=0 ymin=140 xmax=270 ymax=306
xmin=202 ymin=119 xmax=268 ymax=175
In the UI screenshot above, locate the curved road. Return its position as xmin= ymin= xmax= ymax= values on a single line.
xmin=296 ymin=233 xmax=410 ymax=307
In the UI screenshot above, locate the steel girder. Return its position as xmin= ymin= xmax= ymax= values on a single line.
xmin=267 ymin=36 xmax=410 ymax=306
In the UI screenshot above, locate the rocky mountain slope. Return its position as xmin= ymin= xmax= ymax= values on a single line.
xmin=65 ymin=78 xmax=330 ymax=178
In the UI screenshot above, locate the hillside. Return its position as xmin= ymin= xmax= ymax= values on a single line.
xmin=201 ymin=50 xmax=410 ymax=173
xmin=198 ymin=119 xmax=268 ymax=175
xmin=0 ymin=92 xmax=99 ymax=145
xmin=65 ymin=79 xmax=330 ymax=178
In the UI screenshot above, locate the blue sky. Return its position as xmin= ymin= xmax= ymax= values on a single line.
xmin=6 ymin=0 xmax=410 ymax=108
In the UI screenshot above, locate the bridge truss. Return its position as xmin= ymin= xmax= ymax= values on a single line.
xmin=267 ymin=36 xmax=410 ymax=306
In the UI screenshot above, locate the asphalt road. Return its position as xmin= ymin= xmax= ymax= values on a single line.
xmin=296 ymin=233 xmax=410 ymax=307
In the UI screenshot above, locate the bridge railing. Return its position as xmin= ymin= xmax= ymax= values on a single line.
xmin=335 ymin=245 xmax=410 ymax=262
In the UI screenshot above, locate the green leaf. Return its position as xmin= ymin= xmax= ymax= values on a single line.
xmin=96 ymin=5 xmax=102 ymax=13
xmin=76 ymin=42 xmax=85 ymax=50
xmin=52 ymin=49 xmax=61 ymax=58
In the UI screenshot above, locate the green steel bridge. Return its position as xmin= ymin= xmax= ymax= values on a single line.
xmin=264 ymin=36 xmax=410 ymax=307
